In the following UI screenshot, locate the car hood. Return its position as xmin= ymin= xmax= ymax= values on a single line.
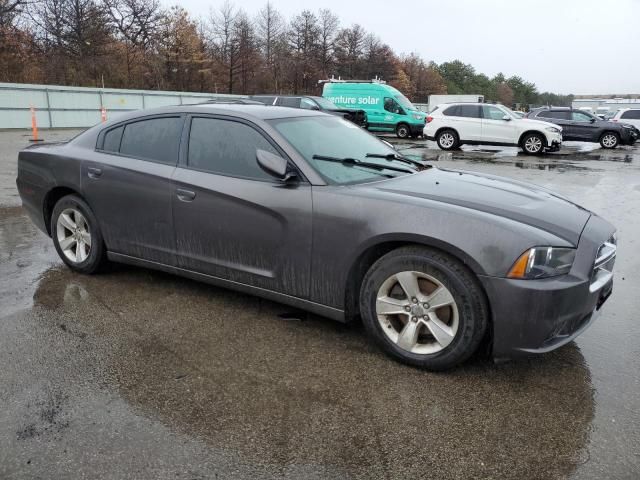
xmin=370 ymin=168 xmax=591 ymax=244
xmin=518 ymin=117 xmax=562 ymax=131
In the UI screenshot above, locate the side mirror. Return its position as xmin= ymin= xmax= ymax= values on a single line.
xmin=502 ymin=115 xmax=511 ymax=121
xmin=590 ymin=117 xmax=597 ymax=123
xmin=311 ymin=105 xmax=320 ymax=111
xmin=256 ymin=149 xmax=297 ymax=182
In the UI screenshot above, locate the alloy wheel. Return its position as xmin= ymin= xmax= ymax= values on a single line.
xmin=602 ymin=134 xmax=617 ymax=148
xmin=439 ymin=133 xmax=455 ymax=149
xmin=56 ymin=208 xmax=92 ymax=263
xmin=376 ymin=270 xmax=459 ymax=354
xmin=524 ymin=135 xmax=543 ymax=153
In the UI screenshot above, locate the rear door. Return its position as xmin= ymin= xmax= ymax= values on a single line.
xmin=171 ymin=115 xmax=313 ymax=297
xmin=83 ymin=115 xmax=184 ymax=265
xmin=441 ymin=105 xmax=482 ymax=141
xmin=481 ymin=105 xmax=517 ymax=144
xmin=567 ymin=110 xmax=600 ymax=141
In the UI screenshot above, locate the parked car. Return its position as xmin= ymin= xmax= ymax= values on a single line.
xmin=321 ymin=79 xmax=427 ymax=138
xmin=424 ymin=102 xmax=562 ymax=154
xmin=610 ymin=108 xmax=640 ymax=130
xmin=526 ymin=107 xmax=638 ymax=148
xmin=249 ymin=95 xmax=367 ymax=128
xmin=16 ymin=104 xmax=616 ymax=370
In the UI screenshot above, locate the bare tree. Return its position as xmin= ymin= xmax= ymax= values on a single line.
xmin=317 ymin=8 xmax=338 ymax=79
xmin=255 ymin=1 xmax=284 ymax=91
xmin=209 ymin=0 xmax=238 ymax=93
xmin=288 ymin=10 xmax=319 ymax=93
xmin=334 ymin=24 xmax=365 ymax=79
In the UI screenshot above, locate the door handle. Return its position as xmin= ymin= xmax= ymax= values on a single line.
xmin=87 ymin=167 xmax=102 ymax=179
xmin=176 ymin=188 xmax=196 ymax=202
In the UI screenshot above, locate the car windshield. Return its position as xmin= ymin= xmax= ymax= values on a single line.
xmin=313 ymin=97 xmax=340 ymax=109
xmin=268 ymin=116 xmax=415 ymax=185
xmin=394 ymin=93 xmax=415 ymax=110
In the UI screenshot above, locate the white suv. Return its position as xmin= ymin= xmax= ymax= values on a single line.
xmin=424 ymin=103 xmax=563 ymax=154
xmin=611 ymin=108 xmax=640 ymax=130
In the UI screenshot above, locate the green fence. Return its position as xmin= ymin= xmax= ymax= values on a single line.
xmin=0 ymin=82 xmax=246 ymax=129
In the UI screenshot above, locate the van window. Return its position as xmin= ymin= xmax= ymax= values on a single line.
xmin=384 ymin=98 xmax=405 ymax=115
xmin=621 ymin=110 xmax=640 ymax=119
xmin=119 ymin=117 xmax=183 ymax=165
xmin=187 ymin=117 xmax=277 ymax=181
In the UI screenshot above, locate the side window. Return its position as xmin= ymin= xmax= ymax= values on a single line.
xmin=252 ymin=96 xmax=276 ymax=105
xmin=102 ymin=126 xmax=123 ymax=152
xmin=119 ymin=117 xmax=183 ymax=165
xmin=277 ymin=97 xmax=301 ymax=108
xmin=442 ymin=105 xmax=460 ymax=116
xmin=300 ymin=98 xmax=318 ymax=110
xmin=482 ymin=105 xmax=506 ymax=120
xmin=621 ymin=110 xmax=640 ymax=119
xmin=459 ymin=105 xmax=481 ymax=118
xmin=187 ymin=117 xmax=279 ymax=181
xmin=571 ymin=111 xmax=592 ymax=122
xmin=384 ymin=98 xmax=405 ymax=115
xmin=539 ymin=110 xmax=569 ymax=120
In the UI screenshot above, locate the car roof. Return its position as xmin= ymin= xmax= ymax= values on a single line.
xmin=103 ymin=104 xmax=328 ymax=125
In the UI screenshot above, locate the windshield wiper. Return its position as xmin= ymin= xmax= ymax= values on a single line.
xmin=365 ymin=152 xmax=427 ymax=170
xmin=311 ymin=155 xmax=415 ymax=175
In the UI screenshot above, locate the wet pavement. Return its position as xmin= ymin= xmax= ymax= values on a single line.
xmin=1 ymin=129 xmax=639 ymax=479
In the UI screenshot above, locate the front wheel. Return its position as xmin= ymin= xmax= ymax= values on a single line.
xmin=359 ymin=246 xmax=488 ymax=370
xmin=600 ymin=132 xmax=619 ymax=149
xmin=521 ymin=132 xmax=545 ymax=155
xmin=51 ymin=194 xmax=106 ymax=274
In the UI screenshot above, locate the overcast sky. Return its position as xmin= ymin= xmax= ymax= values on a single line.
xmin=172 ymin=0 xmax=640 ymax=95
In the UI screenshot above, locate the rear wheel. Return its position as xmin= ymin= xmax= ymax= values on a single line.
xmin=396 ymin=123 xmax=410 ymax=139
xmin=521 ymin=132 xmax=545 ymax=155
xmin=600 ymin=132 xmax=619 ymax=149
xmin=436 ymin=129 xmax=459 ymax=150
xmin=51 ymin=194 xmax=106 ymax=274
xmin=359 ymin=246 xmax=488 ymax=370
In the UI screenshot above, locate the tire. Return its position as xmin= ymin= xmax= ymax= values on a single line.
xmin=396 ymin=123 xmax=410 ymax=139
xmin=521 ymin=132 xmax=545 ymax=155
xmin=359 ymin=246 xmax=488 ymax=370
xmin=600 ymin=132 xmax=619 ymax=149
xmin=51 ymin=194 xmax=106 ymax=274
xmin=436 ymin=129 xmax=459 ymax=150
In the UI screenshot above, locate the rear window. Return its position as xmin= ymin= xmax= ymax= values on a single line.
xmin=537 ymin=110 xmax=570 ymax=120
xmin=621 ymin=110 xmax=640 ymax=119
xmin=443 ymin=105 xmax=460 ymax=116
xmin=102 ymin=126 xmax=123 ymax=152
xmin=119 ymin=117 xmax=183 ymax=165
xmin=277 ymin=97 xmax=301 ymax=108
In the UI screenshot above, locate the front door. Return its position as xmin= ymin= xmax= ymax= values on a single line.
xmin=82 ymin=115 xmax=184 ymax=265
xmin=481 ymin=105 xmax=517 ymax=144
xmin=567 ymin=110 xmax=600 ymax=141
xmin=171 ymin=115 xmax=313 ymax=297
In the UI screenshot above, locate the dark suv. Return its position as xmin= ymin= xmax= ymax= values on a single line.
xmin=250 ymin=95 xmax=367 ymax=128
xmin=526 ymin=107 xmax=638 ymax=148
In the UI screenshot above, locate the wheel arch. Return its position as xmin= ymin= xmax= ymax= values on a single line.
xmin=342 ymin=234 xmax=488 ymax=323
xmin=435 ymin=126 xmax=460 ymax=141
xmin=43 ymin=186 xmax=84 ymax=236
xmin=518 ymin=130 xmax=547 ymax=148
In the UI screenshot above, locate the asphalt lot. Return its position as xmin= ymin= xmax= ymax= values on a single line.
xmin=1 ymin=129 xmax=639 ymax=479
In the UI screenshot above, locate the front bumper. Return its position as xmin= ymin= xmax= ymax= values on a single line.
xmin=620 ymin=127 xmax=638 ymax=145
xmin=480 ymin=214 xmax=616 ymax=359
xmin=545 ymin=132 xmax=563 ymax=150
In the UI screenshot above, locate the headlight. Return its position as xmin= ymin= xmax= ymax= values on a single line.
xmin=507 ymin=247 xmax=576 ymax=279
xmin=412 ymin=114 xmax=424 ymax=121
xmin=545 ymin=127 xmax=561 ymax=133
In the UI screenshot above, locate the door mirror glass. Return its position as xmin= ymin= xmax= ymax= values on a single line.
xmin=256 ymin=149 xmax=296 ymax=182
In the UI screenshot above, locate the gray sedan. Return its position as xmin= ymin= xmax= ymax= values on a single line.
xmin=16 ymin=104 xmax=616 ymax=370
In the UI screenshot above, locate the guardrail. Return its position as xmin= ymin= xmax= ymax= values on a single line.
xmin=0 ymin=82 xmax=246 ymax=129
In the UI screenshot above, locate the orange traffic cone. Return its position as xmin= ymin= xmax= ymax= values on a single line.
xmin=29 ymin=106 xmax=43 ymax=142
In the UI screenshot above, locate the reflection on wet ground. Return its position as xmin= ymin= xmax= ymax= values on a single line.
xmin=1 ymin=130 xmax=639 ymax=479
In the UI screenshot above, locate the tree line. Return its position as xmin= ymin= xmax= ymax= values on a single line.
xmin=0 ymin=0 xmax=573 ymax=107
